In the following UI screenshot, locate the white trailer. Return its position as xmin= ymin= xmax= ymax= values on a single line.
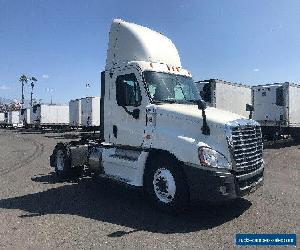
xmin=0 ymin=112 xmax=5 ymax=124
xmin=252 ymin=82 xmax=300 ymax=140
xmin=20 ymin=108 xmax=31 ymax=126
xmin=8 ymin=110 xmax=22 ymax=127
xmin=69 ymin=99 xmax=81 ymax=127
xmin=195 ymin=79 xmax=252 ymax=118
xmin=31 ymin=104 xmax=69 ymax=128
xmin=81 ymin=97 xmax=100 ymax=128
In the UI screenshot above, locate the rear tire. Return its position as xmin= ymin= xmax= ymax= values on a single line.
xmin=51 ymin=143 xmax=83 ymax=179
xmin=144 ymin=154 xmax=189 ymax=213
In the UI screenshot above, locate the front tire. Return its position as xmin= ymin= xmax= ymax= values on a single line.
xmin=144 ymin=154 xmax=189 ymax=213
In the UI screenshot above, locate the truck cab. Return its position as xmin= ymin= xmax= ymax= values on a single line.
xmin=50 ymin=19 xmax=264 ymax=212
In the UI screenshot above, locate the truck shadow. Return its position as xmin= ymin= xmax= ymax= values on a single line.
xmin=0 ymin=173 xmax=252 ymax=234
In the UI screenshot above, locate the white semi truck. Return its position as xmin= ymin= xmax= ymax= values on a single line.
xmin=195 ymin=79 xmax=252 ymax=118
xmin=252 ymin=82 xmax=300 ymax=140
xmin=50 ymin=20 xmax=264 ymax=212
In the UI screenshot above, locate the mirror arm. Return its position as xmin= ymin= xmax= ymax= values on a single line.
xmin=197 ymin=99 xmax=210 ymax=135
xmin=201 ymin=109 xmax=210 ymax=135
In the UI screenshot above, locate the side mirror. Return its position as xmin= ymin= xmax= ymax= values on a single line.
xmin=246 ymin=104 xmax=254 ymax=111
xmin=132 ymin=108 xmax=140 ymax=119
xmin=197 ymin=99 xmax=207 ymax=110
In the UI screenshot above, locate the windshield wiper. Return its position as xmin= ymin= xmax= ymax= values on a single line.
xmin=186 ymin=99 xmax=202 ymax=104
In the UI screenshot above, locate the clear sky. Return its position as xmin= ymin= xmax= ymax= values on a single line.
xmin=1 ymin=0 xmax=299 ymax=104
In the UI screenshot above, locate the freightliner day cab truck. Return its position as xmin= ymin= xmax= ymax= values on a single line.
xmin=50 ymin=19 xmax=264 ymax=212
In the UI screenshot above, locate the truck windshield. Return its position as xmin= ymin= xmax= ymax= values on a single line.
xmin=143 ymin=71 xmax=201 ymax=104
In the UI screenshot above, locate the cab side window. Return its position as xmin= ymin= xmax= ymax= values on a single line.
xmin=116 ymin=73 xmax=142 ymax=107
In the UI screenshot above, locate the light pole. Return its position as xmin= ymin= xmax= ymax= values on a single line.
xmin=19 ymin=74 xmax=28 ymax=107
xmin=29 ymin=77 xmax=37 ymax=106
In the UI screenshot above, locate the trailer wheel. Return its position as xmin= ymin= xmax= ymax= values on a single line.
xmin=144 ymin=154 xmax=189 ymax=213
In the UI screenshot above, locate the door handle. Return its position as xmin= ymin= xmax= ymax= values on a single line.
xmin=121 ymin=106 xmax=140 ymax=119
xmin=113 ymin=125 xmax=118 ymax=138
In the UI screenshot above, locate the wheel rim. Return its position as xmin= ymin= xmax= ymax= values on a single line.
xmin=153 ymin=168 xmax=176 ymax=204
xmin=56 ymin=150 xmax=64 ymax=171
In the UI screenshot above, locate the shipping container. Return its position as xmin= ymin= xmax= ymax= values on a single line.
xmin=69 ymin=99 xmax=81 ymax=127
xmin=81 ymin=97 xmax=100 ymax=127
xmin=195 ymin=79 xmax=252 ymax=117
xmin=31 ymin=104 xmax=69 ymax=126
xmin=252 ymin=82 xmax=300 ymax=139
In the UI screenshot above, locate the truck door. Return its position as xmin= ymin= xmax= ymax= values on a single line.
xmin=109 ymin=66 xmax=147 ymax=147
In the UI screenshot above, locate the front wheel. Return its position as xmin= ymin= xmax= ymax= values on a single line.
xmin=144 ymin=155 xmax=189 ymax=213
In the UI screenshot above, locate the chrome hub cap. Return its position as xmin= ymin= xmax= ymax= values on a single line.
xmin=153 ymin=168 xmax=176 ymax=204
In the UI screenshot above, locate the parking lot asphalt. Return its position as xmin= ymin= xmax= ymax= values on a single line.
xmin=0 ymin=129 xmax=299 ymax=249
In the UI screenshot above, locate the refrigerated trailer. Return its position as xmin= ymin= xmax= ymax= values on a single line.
xmin=195 ymin=79 xmax=252 ymax=117
xmin=252 ymin=82 xmax=300 ymax=140
xmin=50 ymin=19 xmax=264 ymax=213
xmin=31 ymin=104 xmax=69 ymax=128
xmin=8 ymin=110 xmax=22 ymax=128
xmin=69 ymin=99 xmax=81 ymax=127
xmin=0 ymin=112 xmax=5 ymax=127
xmin=81 ymin=96 xmax=100 ymax=128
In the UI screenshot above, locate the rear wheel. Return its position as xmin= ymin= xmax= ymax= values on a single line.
xmin=51 ymin=143 xmax=82 ymax=179
xmin=144 ymin=154 xmax=189 ymax=213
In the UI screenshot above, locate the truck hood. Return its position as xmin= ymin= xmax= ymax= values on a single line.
xmin=148 ymin=103 xmax=248 ymax=162
xmin=154 ymin=103 xmax=244 ymax=126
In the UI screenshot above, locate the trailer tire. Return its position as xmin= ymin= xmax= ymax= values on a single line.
xmin=144 ymin=154 xmax=189 ymax=213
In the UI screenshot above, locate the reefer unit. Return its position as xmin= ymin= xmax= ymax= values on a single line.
xmin=252 ymin=82 xmax=300 ymax=139
xmin=8 ymin=110 xmax=22 ymax=127
xmin=195 ymin=79 xmax=252 ymax=117
xmin=31 ymin=104 xmax=69 ymax=126
xmin=20 ymin=108 xmax=31 ymax=125
xmin=81 ymin=97 xmax=100 ymax=127
xmin=69 ymin=99 xmax=81 ymax=127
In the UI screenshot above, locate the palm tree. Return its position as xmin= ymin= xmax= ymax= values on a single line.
xmin=19 ymin=74 xmax=28 ymax=107
xmin=29 ymin=77 xmax=37 ymax=106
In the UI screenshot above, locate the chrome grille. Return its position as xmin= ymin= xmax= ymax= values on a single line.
xmin=231 ymin=125 xmax=263 ymax=174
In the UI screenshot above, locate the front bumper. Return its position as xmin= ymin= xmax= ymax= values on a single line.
xmin=182 ymin=162 xmax=264 ymax=202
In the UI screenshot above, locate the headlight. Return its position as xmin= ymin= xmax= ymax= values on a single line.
xmin=198 ymin=147 xmax=231 ymax=169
